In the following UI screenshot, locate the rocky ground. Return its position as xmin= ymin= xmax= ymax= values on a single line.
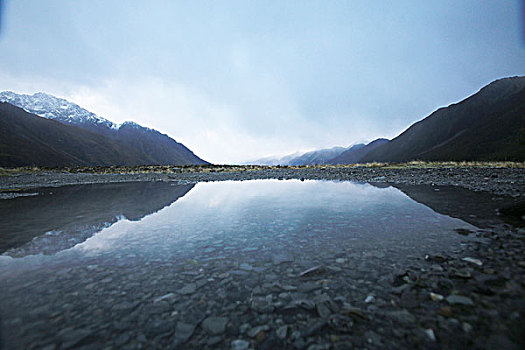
xmin=0 ymin=165 xmax=524 ymax=349
xmin=1 ymin=165 xmax=524 ymax=197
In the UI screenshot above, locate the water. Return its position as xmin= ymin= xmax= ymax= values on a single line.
xmin=0 ymin=180 xmax=484 ymax=348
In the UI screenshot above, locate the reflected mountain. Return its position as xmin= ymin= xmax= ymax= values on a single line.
xmin=0 ymin=182 xmax=194 ymax=256
xmin=392 ymin=184 xmax=523 ymax=228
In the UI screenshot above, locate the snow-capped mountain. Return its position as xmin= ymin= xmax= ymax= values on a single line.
xmin=0 ymin=91 xmax=209 ymax=166
xmin=0 ymin=91 xmax=117 ymax=131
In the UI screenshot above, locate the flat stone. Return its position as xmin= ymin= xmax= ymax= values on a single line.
xmin=276 ymin=325 xmax=291 ymax=339
xmin=446 ymin=295 xmax=474 ymax=306
xmin=202 ymin=316 xmax=229 ymax=335
xmin=299 ymin=265 xmax=324 ymax=277
xmin=146 ymin=319 xmax=175 ymax=336
xmin=154 ymin=293 xmax=175 ymax=303
xmin=207 ymin=336 xmax=223 ymax=346
xmin=429 ymin=292 xmax=444 ymax=301
xmin=231 ymin=339 xmax=250 ymax=350
xmin=240 ymin=263 xmax=253 ymax=271
xmin=316 ymin=302 xmax=332 ymax=318
xmin=424 ymin=328 xmax=436 ymax=341
xmin=177 ymin=283 xmax=197 ymax=295
xmin=272 ymin=254 xmax=293 ymax=265
xmin=247 ymin=324 xmax=270 ymax=338
xmin=387 ymin=310 xmax=416 ymax=324
xmin=298 ymin=281 xmax=320 ymax=293
xmin=462 ymin=257 xmax=482 ymax=267
xmin=174 ymin=322 xmax=196 ymax=342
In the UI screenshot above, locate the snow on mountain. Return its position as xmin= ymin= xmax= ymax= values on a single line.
xmin=0 ymin=91 xmax=118 ymax=130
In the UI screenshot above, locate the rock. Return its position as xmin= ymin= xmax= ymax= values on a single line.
xmin=429 ymin=292 xmax=444 ymax=301
xmin=462 ymin=257 xmax=482 ymax=267
xmin=424 ymin=328 xmax=436 ymax=341
xmin=453 ymin=269 xmax=472 ymax=279
xmin=437 ymin=306 xmax=453 ymax=317
xmin=202 ymin=317 xmax=229 ymax=335
xmin=272 ymin=254 xmax=293 ymax=265
xmin=328 ymin=315 xmax=353 ymax=332
xmin=231 ymin=339 xmax=250 ymax=350
xmin=240 ymin=263 xmax=253 ymax=271
xmin=455 ymin=228 xmax=473 ymax=235
xmin=446 ymin=295 xmax=474 ymax=306
xmin=301 ymin=320 xmax=327 ymax=337
xmin=146 ymin=319 xmax=175 ymax=336
xmin=247 ymin=325 xmax=270 ymax=338
xmin=298 ymin=282 xmax=320 ymax=293
xmin=154 ymin=293 xmax=175 ymax=303
xmin=341 ymin=305 xmax=367 ymax=320
xmin=387 ymin=310 xmax=416 ymax=324
xmin=299 ymin=265 xmax=324 ymax=277
xmin=292 ymin=299 xmax=315 ymax=310
xmin=177 ymin=283 xmax=197 ymax=295
xmin=207 ymin=336 xmax=223 ymax=346
xmin=276 ymin=325 xmax=291 ymax=339
xmin=174 ymin=322 xmax=196 ymax=343
xmin=425 ymin=254 xmax=447 ymax=262
xmin=315 ymin=301 xmax=331 ymax=318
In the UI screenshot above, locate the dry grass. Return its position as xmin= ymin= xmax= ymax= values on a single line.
xmin=0 ymin=161 xmax=524 ymax=176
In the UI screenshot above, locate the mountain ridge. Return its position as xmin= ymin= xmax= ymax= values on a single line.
xmin=0 ymin=92 xmax=208 ymax=166
xmin=361 ymin=76 xmax=525 ymax=162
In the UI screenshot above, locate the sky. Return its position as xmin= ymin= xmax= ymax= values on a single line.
xmin=0 ymin=1 xmax=524 ymax=164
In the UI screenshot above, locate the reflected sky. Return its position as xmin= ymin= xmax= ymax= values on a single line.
xmin=1 ymin=180 xmax=477 ymax=275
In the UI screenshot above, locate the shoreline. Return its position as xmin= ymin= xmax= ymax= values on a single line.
xmin=1 ymin=164 xmax=524 ymax=199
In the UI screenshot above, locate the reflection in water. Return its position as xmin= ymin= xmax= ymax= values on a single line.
xmin=0 ymin=180 xmax=479 ymax=269
xmin=0 ymin=182 xmax=194 ymax=256
xmin=392 ymin=183 xmax=522 ymax=228
xmin=0 ymin=180 xmax=487 ymax=349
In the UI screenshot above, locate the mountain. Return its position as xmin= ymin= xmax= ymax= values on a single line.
xmin=328 ymin=138 xmax=389 ymax=164
xmin=0 ymin=91 xmax=208 ymax=166
xmin=287 ymin=146 xmax=353 ymax=165
xmin=247 ymin=145 xmax=355 ymax=166
xmin=361 ymin=77 xmax=525 ymax=162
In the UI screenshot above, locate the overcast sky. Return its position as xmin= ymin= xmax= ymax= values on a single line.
xmin=0 ymin=1 xmax=524 ymax=163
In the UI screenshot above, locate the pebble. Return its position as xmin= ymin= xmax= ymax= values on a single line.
xmin=424 ymin=328 xmax=436 ymax=341
xmin=299 ymin=265 xmax=324 ymax=277
xmin=177 ymin=283 xmax=197 ymax=295
xmin=231 ymin=339 xmax=250 ymax=350
xmin=429 ymin=292 xmax=444 ymax=301
xmin=174 ymin=322 xmax=196 ymax=342
xmin=154 ymin=292 xmax=175 ymax=303
xmin=202 ymin=317 xmax=229 ymax=335
xmin=446 ymin=295 xmax=474 ymax=306
xmin=462 ymin=257 xmax=483 ymax=267
xmin=240 ymin=263 xmax=253 ymax=271
xmin=247 ymin=324 xmax=270 ymax=338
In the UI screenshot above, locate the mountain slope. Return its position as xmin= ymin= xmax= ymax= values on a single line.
xmin=0 ymin=102 xmax=147 ymax=167
xmin=328 ymin=138 xmax=389 ymax=164
xmin=287 ymin=146 xmax=353 ymax=165
xmin=247 ymin=145 xmax=356 ymax=166
xmin=0 ymin=91 xmax=208 ymax=165
xmin=361 ymin=77 xmax=525 ymax=162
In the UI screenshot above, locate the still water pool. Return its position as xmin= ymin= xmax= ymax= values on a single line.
xmin=0 ymin=180 xmax=479 ymax=349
